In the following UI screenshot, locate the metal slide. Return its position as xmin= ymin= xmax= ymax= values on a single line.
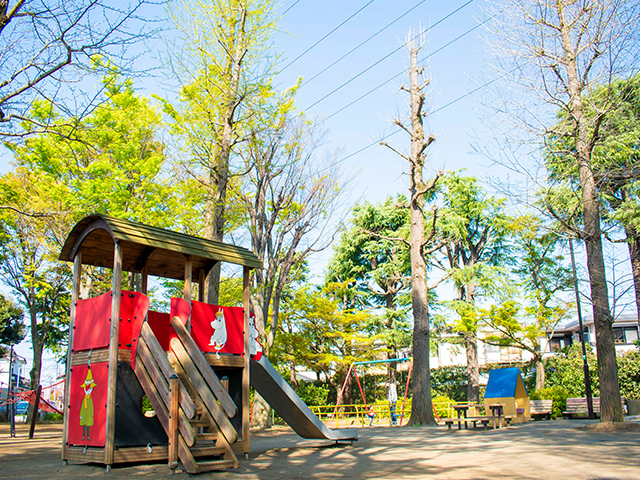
xmin=250 ymin=356 xmax=358 ymax=442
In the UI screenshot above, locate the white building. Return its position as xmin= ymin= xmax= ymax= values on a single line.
xmin=547 ymin=313 xmax=639 ymax=355
xmin=0 ymin=351 xmax=27 ymax=402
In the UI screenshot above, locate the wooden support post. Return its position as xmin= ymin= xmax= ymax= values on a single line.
xmin=198 ymin=269 xmax=205 ymax=303
xmin=141 ymin=262 xmax=149 ymax=295
xmin=184 ymin=255 xmax=192 ymax=302
xmin=29 ymin=385 xmax=42 ymax=439
xmin=168 ymin=375 xmax=180 ymax=470
xmin=242 ymin=266 xmax=251 ymax=457
xmin=62 ymin=251 xmax=82 ymax=461
xmin=105 ymin=241 xmax=123 ymax=466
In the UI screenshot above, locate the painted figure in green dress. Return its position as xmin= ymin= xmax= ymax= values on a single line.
xmin=80 ymin=368 xmax=97 ymax=440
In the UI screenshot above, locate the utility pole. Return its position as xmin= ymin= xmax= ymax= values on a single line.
xmin=8 ymin=346 xmax=16 ymax=437
xmin=569 ymin=238 xmax=595 ymax=420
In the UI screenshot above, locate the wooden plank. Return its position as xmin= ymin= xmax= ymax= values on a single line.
xmin=105 ymin=241 xmax=123 ymax=466
xmin=170 ymin=337 xmax=238 ymax=444
xmin=202 ymin=353 xmax=244 ymax=367
xmin=114 ymin=445 xmax=169 ymax=463
xmin=178 ymin=434 xmax=199 ymax=474
xmin=169 ymin=376 xmax=179 ymax=469
xmin=242 ymin=266 xmax=250 ymax=454
xmin=198 ymin=269 xmax=205 ymax=302
xmin=168 ymin=351 xmax=199 ymax=401
xmin=136 ymin=344 xmax=196 ymax=447
xmin=138 ymin=330 xmax=196 ymax=419
xmin=66 ymin=447 xmax=109 ymax=463
xmin=71 ymin=349 xmax=107 ymax=366
xmin=170 ymin=317 xmax=237 ymax=417
xmin=62 ymin=251 xmax=82 ymax=462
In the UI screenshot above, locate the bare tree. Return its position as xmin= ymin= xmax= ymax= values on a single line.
xmin=238 ymin=106 xmax=345 ymax=428
xmin=484 ymin=0 xmax=639 ymax=422
xmin=381 ymin=32 xmax=439 ymax=426
xmin=0 ymin=0 xmax=158 ymax=137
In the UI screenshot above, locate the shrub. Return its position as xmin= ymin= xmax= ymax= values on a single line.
xmin=530 ymin=386 xmax=569 ymax=418
xmin=617 ymin=349 xmax=640 ymax=400
xmin=295 ymin=381 xmax=330 ymax=406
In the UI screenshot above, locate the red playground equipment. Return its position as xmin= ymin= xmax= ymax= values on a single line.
xmin=59 ymin=215 xmax=356 ymax=474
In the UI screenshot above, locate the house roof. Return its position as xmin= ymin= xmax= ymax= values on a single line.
xmin=484 ymin=367 xmax=527 ymax=398
xmin=59 ymin=214 xmax=263 ymax=281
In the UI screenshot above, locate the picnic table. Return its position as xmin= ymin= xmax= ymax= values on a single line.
xmin=445 ymin=403 xmax=505 ymax=430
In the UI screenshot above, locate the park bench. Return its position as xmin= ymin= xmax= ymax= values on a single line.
xmin=563 ymin=397 xmax=600 ymax=419
xmin=442 ymin=416 xmax=492 ymax=430
xmin=530 ymin=399 xmax=553 ymax=420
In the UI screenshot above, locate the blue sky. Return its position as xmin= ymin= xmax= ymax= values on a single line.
xmin=273 ymin=0 xmax=494 ymax=207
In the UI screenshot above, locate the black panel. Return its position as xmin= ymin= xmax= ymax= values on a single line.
xmin=115 ymin=362 xmax=168 ymax=447
xmin=214 ymin=368 xmax=243 ymax=434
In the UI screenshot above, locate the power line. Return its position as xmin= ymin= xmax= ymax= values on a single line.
xmin=304 ymin=0 xmax=475 ymax=112
xmin=302 ymin=0 xmax=432 ymax=87
xmin=281 ymin=0 xmax=302 ymax=16
xmin=323 ymin=10 xmax=494 ymax=121
xmin=280 ymin=0 xmax=378 ymax=74
xmin=333 ymin=69 xmax=515 ymax=166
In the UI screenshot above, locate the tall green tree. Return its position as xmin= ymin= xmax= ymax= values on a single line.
xmin=278 ymin=281 xmax=378 ymax=406
xmin=485 ymin=216 xmax=573 ymax=390
xmin=0 ymin=294 xmax=25 ymax=356
xmin=327 ymin=196 xmax=412 ymax=380
xmin=0 ymin=71 xmax=179 ymax=407
xmin=164 ymin=0 xmax=277 ymax=304
xmin=436 ymin=173 xmax=511 ymax=402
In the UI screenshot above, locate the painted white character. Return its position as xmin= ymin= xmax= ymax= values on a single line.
xmin=209 ymin=309 xmax=227 ymax=359
xmin=249 ymin=316 xmax=263 ymax=357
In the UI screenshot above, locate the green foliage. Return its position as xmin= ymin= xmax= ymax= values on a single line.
xmin=0 ymin=294 xmax=25 ymax=353
xmin=429 ymin=366 xmax=467 ymax=401
xmin=529 ymin=386 xmax=569 ymax=418
xmin=295 ymin=381 xmax=330 ymax=407
xmin=278 ymin=281 xmax=380 ymax=389
xmin=617 ymin=349 xmax=640 ymax=400
xmin=544 ymin=344 xmax=599 ymax=397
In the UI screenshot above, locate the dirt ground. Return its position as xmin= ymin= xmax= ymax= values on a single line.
xmin=1 ymin=419 xmax=639 ymax=480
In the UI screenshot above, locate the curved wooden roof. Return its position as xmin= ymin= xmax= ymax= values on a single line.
xmin=59 ymin=215 xmax=262 ymax=280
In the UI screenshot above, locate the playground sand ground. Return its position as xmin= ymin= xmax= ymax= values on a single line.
xmin=1 ymin=419 xmax=639 ymax=480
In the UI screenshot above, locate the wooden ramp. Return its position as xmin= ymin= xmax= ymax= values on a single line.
xmin=133 ymin=316 xmax=240 ymax=474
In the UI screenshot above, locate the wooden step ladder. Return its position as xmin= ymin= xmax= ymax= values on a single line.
xmin=133 ymin=318 xmax=240 ymax=474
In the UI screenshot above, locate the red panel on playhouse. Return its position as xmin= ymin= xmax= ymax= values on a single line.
xmin=147 ymin=311 xmax=171 ymax=351
xmin=168 ymin=297 xmax=191 ymax=346
xmin=118 ymin=291 xmax=149 ymax=349
xmin=190 ymin=301 xmax=244 ymax=356
xmin=67 ymin=362 xmax=108 ymax=447
xmin=73 ymin=292 xmax=112 ymax=352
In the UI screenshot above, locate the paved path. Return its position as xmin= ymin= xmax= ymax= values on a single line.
xmin=1 ymin=419 xmax=639 ymax=479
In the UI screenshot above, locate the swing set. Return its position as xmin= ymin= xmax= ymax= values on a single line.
xmin=329 ymin=358 xmax=441 ymax=427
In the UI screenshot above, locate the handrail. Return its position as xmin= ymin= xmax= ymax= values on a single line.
xmin=306 ymin=401 xmax=469 ymax=427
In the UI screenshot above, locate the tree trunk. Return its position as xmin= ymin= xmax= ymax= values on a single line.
xmin=464 ymin=331 xmax=479 ymax=402
xmin=558 ymin=3 xmax=624 ymax=423
xmin=250 ymin=392 xmax=271 ymax=430
xmin=534 ymin=353 xmax=545 ymax=391
xmin=28 ymin=299 xmax=42 ymax=423
xmin=406 ymin=41 xmax=435 ymax=426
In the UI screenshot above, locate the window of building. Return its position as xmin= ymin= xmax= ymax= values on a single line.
xmin=612 ymin=326 xmax=639 ymax=344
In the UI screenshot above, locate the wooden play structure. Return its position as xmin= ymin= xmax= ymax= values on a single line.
xmin=484 ymin=367 xmax=530 ymax=424
xmin=59 ymin=215 xmax=355 ymax=474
